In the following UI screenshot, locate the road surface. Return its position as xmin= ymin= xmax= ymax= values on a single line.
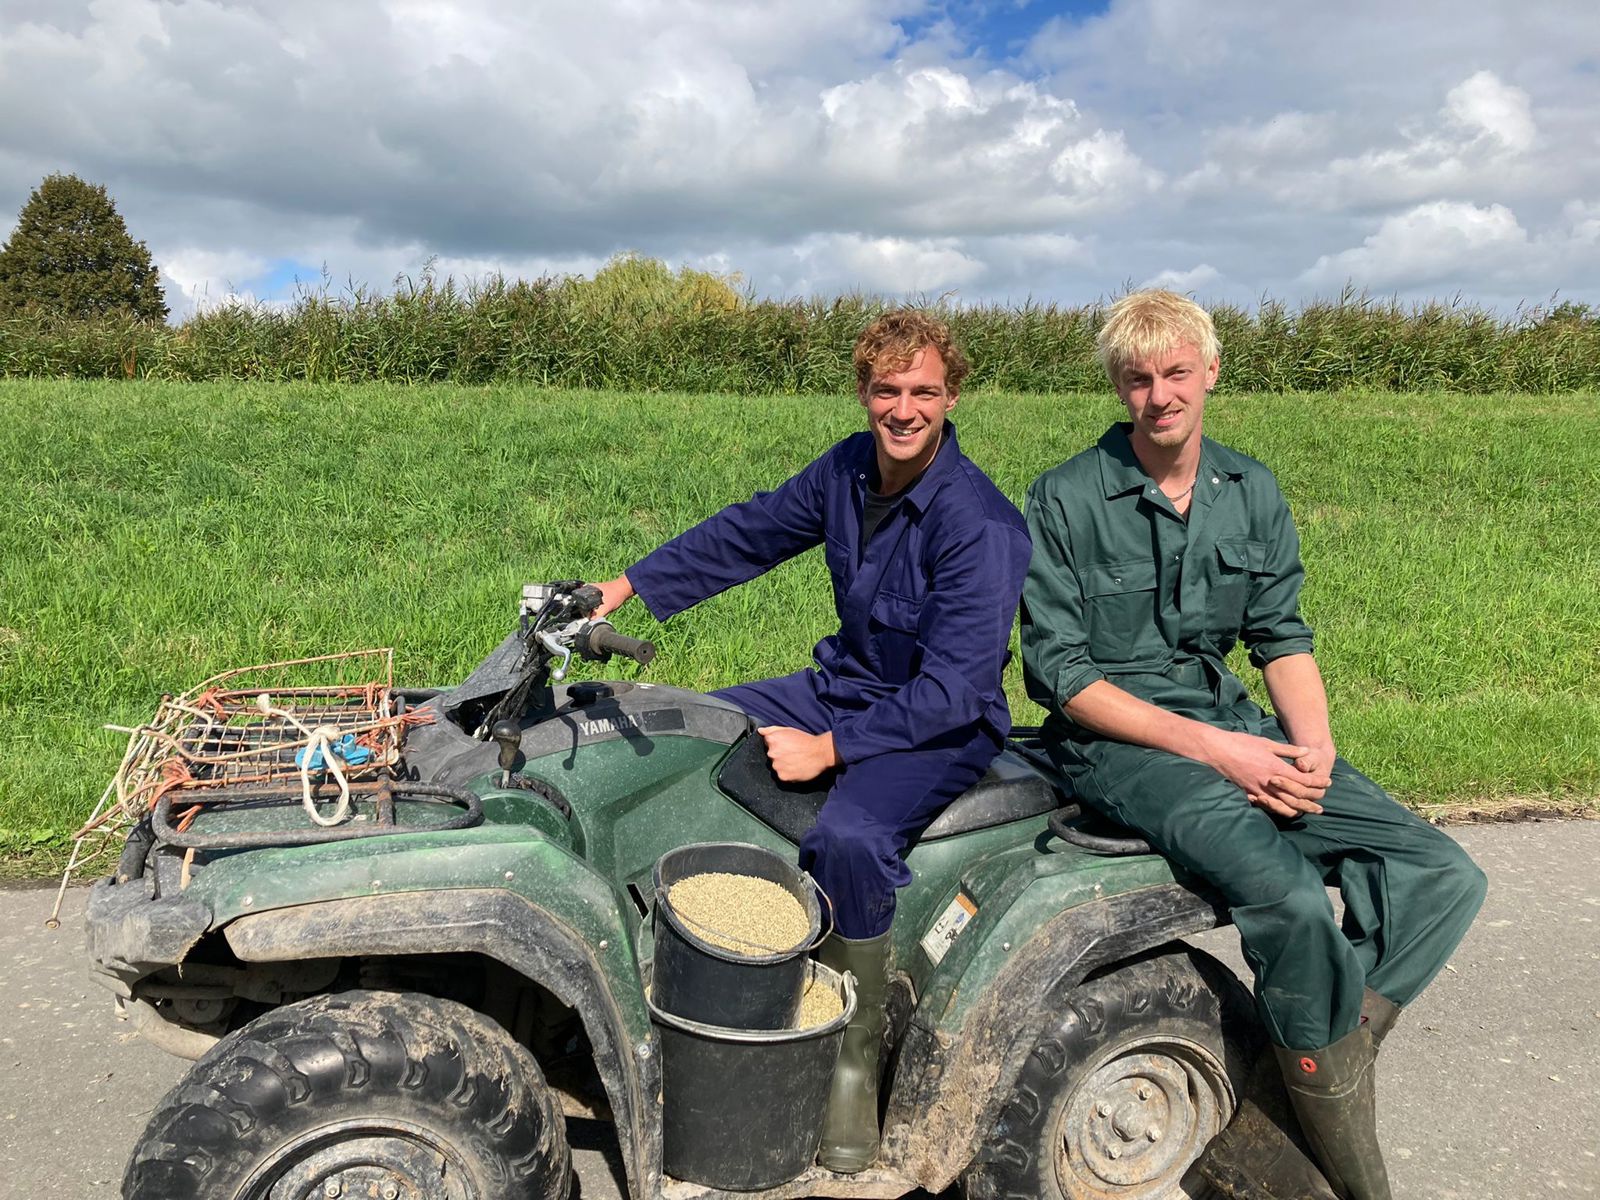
xmin=2 ymin=819 xmax=1595 ymax=1199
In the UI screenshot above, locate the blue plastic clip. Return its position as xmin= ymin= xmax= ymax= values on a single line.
xmin=296 ymin=733 xmax=374 ymax=771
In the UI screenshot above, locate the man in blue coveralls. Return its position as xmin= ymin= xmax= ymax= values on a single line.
xmin=593 ymin=310 xmax=1031 ymax=1172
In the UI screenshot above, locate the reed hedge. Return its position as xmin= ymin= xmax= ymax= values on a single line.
xmin=2 ymin=272 xmax=1595 ymax=393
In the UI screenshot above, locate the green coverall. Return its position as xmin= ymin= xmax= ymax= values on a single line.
xmin=1021 ymin=424 xmax=1486 ymax=1051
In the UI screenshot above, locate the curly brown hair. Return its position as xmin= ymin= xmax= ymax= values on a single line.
xmin=853 ymin=310 xmax=971 ymax=393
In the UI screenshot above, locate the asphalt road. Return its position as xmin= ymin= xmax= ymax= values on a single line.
xmin=2 ymin=819 xmax=1596 ymax=1200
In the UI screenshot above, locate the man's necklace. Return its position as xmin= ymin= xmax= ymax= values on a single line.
xmin=1162 ymin=477 xmax=1197 ymax=503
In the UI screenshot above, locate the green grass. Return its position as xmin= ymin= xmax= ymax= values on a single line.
xmin=2 ymin=381 xmax=1596 ymax=874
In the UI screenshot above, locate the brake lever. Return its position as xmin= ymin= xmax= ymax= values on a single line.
xmin=536 ymin=631 xmax=574 ymax=681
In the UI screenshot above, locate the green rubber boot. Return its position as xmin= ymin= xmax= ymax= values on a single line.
xmin=816 ymin=931 xmax=890 ymax=1173
xmin=1195 ymin=1046 xmax=1337 ymax=1199
xmin=1274 ymin=1028 xmax=1392 ymax=1200
xmin=1360 ymin=988 xmax=1402 ymax=1051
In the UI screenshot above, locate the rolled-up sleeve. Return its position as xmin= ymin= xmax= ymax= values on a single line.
xmin=832 ymin=517 xmax=1030 ymax=763
xmin=1242 ymin=478 xmax=1315 ymax=668
xmin=628 ymin=453 xmax=828 ymax=622
xmin=1020 ymin=480 xmax=1106 ymax=709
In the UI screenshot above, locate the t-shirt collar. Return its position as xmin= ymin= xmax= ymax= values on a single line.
xmin=858 ymin=420 xmax=962 ymax=515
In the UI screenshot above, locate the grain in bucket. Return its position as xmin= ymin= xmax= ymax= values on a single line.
xmin=651 ymin=842 xmax=825 ymax=1030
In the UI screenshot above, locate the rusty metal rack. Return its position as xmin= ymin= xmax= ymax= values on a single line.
xmin=81 ymin=649 xmax=479 ymax=853
xmin=48 ymin=649 xmax=482 ymax=927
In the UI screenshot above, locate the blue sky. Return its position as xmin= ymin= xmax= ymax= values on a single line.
xmin=1 ymin=0 xmax=1595 ymax=319
xmin=906 ymin=0 xmax=1109 ymax=62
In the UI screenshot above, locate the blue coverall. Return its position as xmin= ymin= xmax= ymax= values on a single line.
xmin=628 ymin=426 xmax=1031 ymax=938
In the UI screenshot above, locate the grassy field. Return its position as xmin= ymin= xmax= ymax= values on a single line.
xmin=2 ymin=380 xmax=1597 ymax=876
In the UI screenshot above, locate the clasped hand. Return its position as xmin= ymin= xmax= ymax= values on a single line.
xmin=1204 ymin=729 xmax=1333 ymax=818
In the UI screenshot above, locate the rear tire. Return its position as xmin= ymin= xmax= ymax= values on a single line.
xmin=124 ymin=989 xmax=571 ymax=1200
xmin=963 ymin=946 xmax=1257 ymax=1200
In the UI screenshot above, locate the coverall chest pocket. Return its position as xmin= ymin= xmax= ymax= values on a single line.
xmin=868 ymin=590 xmax=923 ymax=682
xmin=824 ymin=534 xmax=852 ymax=598
xmin=1082 ymin=559 xmax=1159 ymax=662
xmin=1209 ymin=538 xmax=1268 ymax=633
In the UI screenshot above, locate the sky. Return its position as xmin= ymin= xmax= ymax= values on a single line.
xmin=1 ymin=0 xmax=1597 ymax=319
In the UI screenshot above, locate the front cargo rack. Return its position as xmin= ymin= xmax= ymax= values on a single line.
xmin=48 ymin=649 xmax=479 ymax=925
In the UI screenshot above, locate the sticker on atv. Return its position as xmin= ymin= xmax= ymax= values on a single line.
xmin=921 ymin=890 xmax=978 ymax=965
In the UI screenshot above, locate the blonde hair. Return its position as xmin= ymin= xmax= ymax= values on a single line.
xmin=854 ymin=309 xmax=970 ymax=392
xmin=1096 ymin=290 xmax=1220 ymax=384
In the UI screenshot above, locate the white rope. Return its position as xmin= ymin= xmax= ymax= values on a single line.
xmin=255 ymin=694 xmax=352 ymax=827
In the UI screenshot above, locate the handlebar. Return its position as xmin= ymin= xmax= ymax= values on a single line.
xmin=477 ymin=581 xmax=654 ymax=737
xmin=579 ymin=620 xmax=657 ymax=667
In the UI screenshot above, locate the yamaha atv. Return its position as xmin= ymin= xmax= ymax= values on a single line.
xmin=86 ymin=580 xmax=1271 ymax=1200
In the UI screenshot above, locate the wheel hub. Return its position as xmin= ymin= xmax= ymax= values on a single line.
xmin=1056 ymin=1038 xmax=1232 ymax=1198
xmin=246 ymin=1121 xmax=477 ymax=1200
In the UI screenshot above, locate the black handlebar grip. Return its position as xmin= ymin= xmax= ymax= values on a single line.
xmin=583 ymin=622 xmax=657 ymax=667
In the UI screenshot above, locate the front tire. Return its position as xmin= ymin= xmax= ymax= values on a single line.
xmin=963 ymin=946 xmax=1256 ymax=1200
xmin=125 ymin=990 xmax=572 ymax=1200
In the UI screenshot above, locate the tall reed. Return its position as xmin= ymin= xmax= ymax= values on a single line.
xmin=1 ymin=270 xmax=1594 ymax=393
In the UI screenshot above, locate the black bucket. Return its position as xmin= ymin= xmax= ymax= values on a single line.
xmin=647 ymin=959 xmax=855 ymax=1190
xmin=652 ymin=841 xmax=826 ymax=1030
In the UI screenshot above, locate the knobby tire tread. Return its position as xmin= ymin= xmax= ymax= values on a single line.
xmin=124 ymin=989 xmax=571 ymax=1200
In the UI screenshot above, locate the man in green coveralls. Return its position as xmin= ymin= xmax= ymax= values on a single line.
xmin=1020 ymin=290 xmax=1485 ymax=1200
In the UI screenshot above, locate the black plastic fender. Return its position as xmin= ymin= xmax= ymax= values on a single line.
xmin=85 ymin=874 xmax=212 ymax=993
xmin=221 ymin=888 xmax=663 ymax=1200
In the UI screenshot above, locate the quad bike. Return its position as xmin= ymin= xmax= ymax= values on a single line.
xmin=86 ymin=580 xmax=1280 ymax=1200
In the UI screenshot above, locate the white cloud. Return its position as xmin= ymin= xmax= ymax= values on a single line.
xmin=1141 ymin=264 xmax=1221 ymax=293
xmin=809 ymin=64 xmax=1152 ymax=231
xmin=157 ymin=248 xmax=271 ymax=317
xmin=1209 ymin=112 xmax=1332 ymax=162
xmin=768 ymin=229 xmax=1094 ymax=299
xmin=1299 ymin=202 xmax=1528 ymax=289
xmin=1324 ymin=71 xmax=1539 ymax=204
xmin=1444 ymin=70 xmax=1536 ymax=152
xmin=1049 ymin=129 xmax=1150 ymax=195
xmin=789 ymin=233 xmax=985 ymax=296
xmin=1563 ymin=200 xmax=1600 ymax=246
xmin=0 ymin=0 xmax=1596 ymax=314
xmin=1184 ymin=71 xmax=1544 ymax=212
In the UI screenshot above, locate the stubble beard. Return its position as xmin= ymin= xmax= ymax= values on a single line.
xmin=1139 ymin=407 xmax=1199 ymax=452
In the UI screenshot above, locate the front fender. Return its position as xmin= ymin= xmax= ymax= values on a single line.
xmin=223 ymin=887 xmax=660 ymax=1200
xmin=118 ymin=826 xmax=660 ymax=1200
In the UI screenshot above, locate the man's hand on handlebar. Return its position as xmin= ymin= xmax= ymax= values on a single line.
xmin=593 ymin=574 xmax=635 ymax=619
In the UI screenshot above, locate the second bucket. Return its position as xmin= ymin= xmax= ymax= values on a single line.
xmin=652 ymin=841 xmax=824 ymax=1030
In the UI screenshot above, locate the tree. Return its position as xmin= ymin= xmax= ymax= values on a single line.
xmin=567 ymin=252 xmax=743 ymax=320
xmin=0 ymin=173 xmax=168 ymax=321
